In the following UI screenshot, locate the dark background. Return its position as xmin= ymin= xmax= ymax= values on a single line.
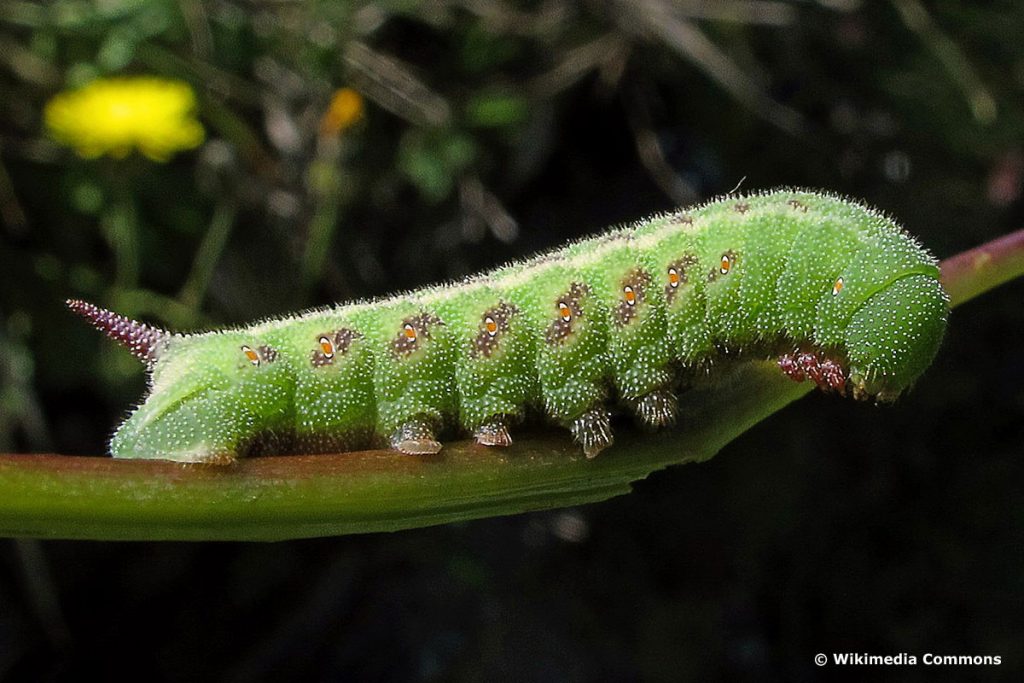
xmin=1 ymin=1 xmax=1022 ymax=680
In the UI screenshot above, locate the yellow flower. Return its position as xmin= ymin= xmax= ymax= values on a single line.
xmin=45 ymin=77 xmax=205 ymax=162
xmin=320 ymin=88 xmax=364 ymax=137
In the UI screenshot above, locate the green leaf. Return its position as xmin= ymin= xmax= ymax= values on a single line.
xmin=0 ymin=362 xmax=808 ymax=541
xmin=466 ymin=91 xmax=530 ymax=127
xmin=397 ymin=130 xmax=477 ymax=202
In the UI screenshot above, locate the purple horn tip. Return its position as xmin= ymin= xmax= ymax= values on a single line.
xmin=66 ymin=299 xmax=169 ymax=363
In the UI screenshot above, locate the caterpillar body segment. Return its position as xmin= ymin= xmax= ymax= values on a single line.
xmin=71 ymin=189 xmax=949 ymax=463
xmin=425 ymin=282 xmax=538 ymax=446
xmin=633 ymin=212 xmax=711 ymax=362
xmin=346 ymin=299 xmax=456 ymax=453
xmin=269 ymin=310 xmax=377 ymax=454
xmin=776 ymin=201 xmax=866 ymax=339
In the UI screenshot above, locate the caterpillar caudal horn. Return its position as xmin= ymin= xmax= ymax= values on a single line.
xmin=66 ymin=299 xmax=170 ymax=364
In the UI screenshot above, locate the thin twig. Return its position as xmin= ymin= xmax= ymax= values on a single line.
xmin=892 ymin=0 xmax=997 ymax=125
xmin=622 ymin=80 xmax=700 ymax=205
xmin=343 ymin=42 xmax=451 ymax=128
xmin=617 ymin=0 xmax=806 ymax=135
xmin=529 ymin=35 xmax=629 ymax=97
xmin=672 ymin=0 xmax=797 ymax=26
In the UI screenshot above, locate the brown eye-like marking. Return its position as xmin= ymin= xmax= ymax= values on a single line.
xmin=788 ymin=198 xmax=808 ymax=212
xmin=391 ymin=312 xmax=443 ymax=358
xmin=720 ymin=253 xmax=733 ymax=274
xmin=832 ymin=277 xmax=844 ymax=296
xmin=734 ymin=202 xmax=750 ymax=214
xmin=546 ymin=282 xmax=589 ymax=345
xmin=708 ymin=250 xmax=738 ymax=282
xmin=472 ymin=302 xmax=518 ymax=358
xmin=241 ymin=344 xmax=277 ymax=367
xmin=668 ymin=269 xmax=680 ymax=288
xmin=319 ymin=336 xmax=335 ymax=358
xmin=615 ymin=268 xmax=652 ymax=326
xmin=311 ymin=328 xmax=362 ymax=367
xmin=665 ymin=254 xmax=698 ymax=304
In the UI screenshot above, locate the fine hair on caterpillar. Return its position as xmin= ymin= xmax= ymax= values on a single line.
xmin=69 ymin=189 xmax=949 ymax=463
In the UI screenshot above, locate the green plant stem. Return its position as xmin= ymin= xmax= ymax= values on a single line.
xmin=1 ymin=228 xmax=1022 ymax=541
xmin=178 ymin=199 xmax=238 ymax=310
xmin=101 ymin=195 xmax=139 ymax=291
xmin=301 ymin=157 xmax=342 ymax=297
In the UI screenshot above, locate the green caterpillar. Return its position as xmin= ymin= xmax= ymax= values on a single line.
xmin=69 ymin=189 xmax=949 ymax=464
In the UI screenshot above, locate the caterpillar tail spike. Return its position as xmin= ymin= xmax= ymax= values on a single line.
xmin=66 ymin=299 xmax=170 ymax=364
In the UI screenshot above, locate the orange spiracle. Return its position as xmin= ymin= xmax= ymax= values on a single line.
xmin=242 ymin=346 xmax=260 ymax=365
xmin=319 ymin=336 xmax=335 ymax=358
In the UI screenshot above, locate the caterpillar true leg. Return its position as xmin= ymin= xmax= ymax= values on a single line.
xmin=778 ymin=350 xmax=847 ymax=395
xmin=778 ymin=352 xmax=806 ymax=382
xmin=814 ymin=358 xmax=846 ymax=395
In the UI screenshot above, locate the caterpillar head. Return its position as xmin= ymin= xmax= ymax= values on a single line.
xmin=843 ymin=273 xmax=949 ymax=401
xmin=807 ymin=222 xmax=950 ymax=401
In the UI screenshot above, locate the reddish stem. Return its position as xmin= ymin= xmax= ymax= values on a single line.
xmin=940 ymin=228 xmax=1024 ymax=307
